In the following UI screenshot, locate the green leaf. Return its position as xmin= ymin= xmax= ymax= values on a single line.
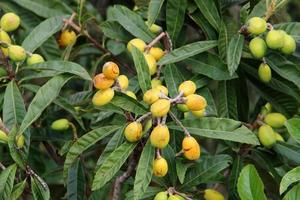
xmin=3 ymin=81 xmax=26 ymax=130
xmin=92 ymin=142 xmax=137 ymax=191
xmin=283 ymin=183 xmax=300 ymax=200
xmin=229 ymin=156 xmax=244 ymax=199
xmin=31 ymin=177 xmax=50 ymax=200
xmin=133 ymin=140 xmax=155 ymax=200
xmin=8 ymin=126 xmax=26 ymax=169
xmin=274 ymin=22 xmax=300 ymax=41
xmin=218 ymin=21 xmax=229 ymax=61
xmin=100 ymin=21 xmax=132 ymax=42
xmin=22 ymin=15 xmax=68 ymax=52
xmin=148 ymin=0 xmax=165 ymax=27
xmin=274 ymin=142 xmax=300 ymax=165
xmin=166 ymin=0 xmax=187 ymax=42
xmin=125 ymin=187 xmax=163 ymax=200
xmin=163 ymin=64 xmax=184 ymax=98
xmin=131 ymin=46 xmax=152 ymax=93
xmin=247 ymin=0 xmax=266 ymax=20
xmin=194 ymin=0 xmax=221 ymax=31
xmin=96 ymin=126 xmax=125 ymax=167
xmin=23 ymin=61 xmax=92 ymax=81
xmin=237 ymin=164 xmax=267 ymax=200
xmin=217 ymin=80 xmax=238 ymax=119
xmin=12 ymin=0 xmax=69 ymax=18
xmin=184 ymin=58 xmax=237 ymax=80
xmin=111 ymin=92 xmax=148 ymax=114
xmin=227 ymin=34 xmax=244 ymax=75
xmin=10 ymin=179 xmax=27 ymax=200
xmin=280 ymin=166 xmax=300 ymax=194
xmin=158 ymin=40 xmax=218 ymax=65
xmin=19 ymin=75 xmax=72 ymax=134
xmin=168 ymin=117 xmax=259 ymax=145
xmin=176 ymin=158 xmax=191 ymax=184
xmin=0 ymin=164 xmax=17 ymax=200
xmin=109 ymin=5 xmax=154 ymax=42
xmin=180 ymin=154 xmax=232 ymax=189
xmin=67 ymin=160 xmax=85 ymax=200
xmin=285 ymin=118 xmax=300 ymax=144
xmin=64 ymin=125 xmax=120 ymax=180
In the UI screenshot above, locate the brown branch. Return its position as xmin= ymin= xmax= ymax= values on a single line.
xmin=0 ymin=49 xmax=14 ymax=80
xmin=42 ymin=142 xmax=64 ymax=165
xmin=169 ymin=111 xmax=190 ymax=137
xmin=145 ymin=32 xmax=167 ymax=52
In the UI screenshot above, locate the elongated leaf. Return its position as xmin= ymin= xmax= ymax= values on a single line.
xmin=125 ymin=187 xmax=163 ymax=200
xmin=237 ymin=164 xmax=267 ymax=200
xmin=67 ymin=160 xmax=85 ymax=200
xmin=229 ymin=156 xmax=244 ymax=199
xmin=8 ymin=126 xmax=26 ymax=169
xmin=168 ymin=117 xmax=259 ymax=145
xmin=100 ymin=21 xmax=132 ymax=42
xmin=109 ymin=5 xmax=154 ymax=42
xmin=10 ymin=179 xmax=27 ymax=200
xmin=280 ymin=166 xmax=300 ymax=194
xmin=148 ymin=0 xmax=165 ymax=27
xmin=274 ymin=142 xmax=300 ymax=165
xmin=92 ymin=142 xmax=137 ymax=191
xmin=96 ymin=126 xmax=125 ymax=167
xmin=31 ymin=177 xmax=50 ymax=200
xmin=274 ymin=22 xmax=300 ymax=41
xmin=180 ymin=154 xmax=232 ymax=189
xmin=194 ymin=0 xmax=221 ymax=31
xmin=0 ymin=164 xmax=17 ymax=200
xmin=166 ymin=0 xmax=187 ymax=42
xmin=22 ymin=15 xmax=68 ymax=52
xmin=134 ymin=140 xmax=155 ymax=200
xmin=285 ymin=118 xmax=300 ymax=144
xmin=64 ymin=125 xmax=120 ymax=180
xmin=184 ymin=58 xmax=236 ymax=80
xmin=283 ymin=183 xmax=300 ymax=200
xmin=12 ymin=0 xmax=69 ymax=18
xmin=19 ymin=75 xmax=72 ymax=134
xmin=158 ymin=40 xmax=218 ymax=65
xmin=161 ymin=145 xmax=177 ymax=185
xmin=217 ymin=80 xmax=238 ymax=119
xmin=131 ymin=46 xmax=151 ymax=93
xmin=163 ymin=64 xmax=184 ymax=98
xmin=218 ymin=21 xmax=229 ymax=61
xmin=176 ymin=158 xmax=191 ymax=184
xmin=23 ymin=61 xmax=91 ymax=81
xmin=227 ymin=34 xmax=244 ymax=75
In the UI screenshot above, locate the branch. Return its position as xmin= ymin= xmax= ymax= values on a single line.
xmin=0 ymin=162 xmax=6 ymax=170
xmin=145 ymin=32 xmax=166 ymax=52
xmin=169 ymin=111 xmax=190 ymax=137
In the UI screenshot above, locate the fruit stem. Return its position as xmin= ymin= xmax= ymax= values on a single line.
xmin=174 ymin=191 xmax=193 ymax=200
xmin=156 ymin=148 xmax=161 ymax=158
xmin=0 ymin=162 xmax=5 ymax=170
xmin=145 ymin=32 xmax=166 ymax=52
xmin=161 ymin=115 xmax=167 ymax=125
xmin=68 ymin=122 xmax=78 ymax=140
xmin=169 ymin=111 xmax=191 ymax=137
xmin=136 ymin=112 xmax=151 ymax=123
xmin=170 ymin=91 xmax=184 ymax=103
xmin=267 ymin=23 xmax=273 ymax=30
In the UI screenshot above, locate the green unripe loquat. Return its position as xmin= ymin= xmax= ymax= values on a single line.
xmin=168 ymin=195 xmax=182 ymax=200
xmin=145 ymin=21 xmax=163 ymax=34
xmin=0 ymin=12 xmax=20 ymax=32
xmin=16 ymin=134 xmax=25 ymax=148
xmin=275 ymin=132 xmax=284 ymax=142
xmin=249 ymin=37 xmax=267 ymax=59
xmin=264 ymin=112 xmax=287 ymax=128
xmin=258 ymin=125 xmax=276 ymax=148
xmin=266 ymin=30 xmax=285 ymax=49
xmin=8 ymin=45 xmax=26 ymax=62
xmin=0 ymin=30 xmax=11 ymax=57
xmin=0 ymin=130 xmax=8 ymax=144
xmin=247 ymin=17 xmax=267 ymax=35
xmin=27 ymin=54 xmax=44 ymax=65
xmin=204 ymin=189 xmax=225 ymax=200
xmin=51 ymin=119 xmax=70 ymax=131
xmin=258 ymin=63 xmax=272 ymax=83
xmin=281 ymin=34 xmax=296 ymax=55
xmin=177 ymin=104 xmax=189 ymax=112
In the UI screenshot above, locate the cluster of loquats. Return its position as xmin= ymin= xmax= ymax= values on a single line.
xmin=246 ymin=17 xmax=296 ymax=83
xmin=257 ymin=103 xmax=287 ymax=148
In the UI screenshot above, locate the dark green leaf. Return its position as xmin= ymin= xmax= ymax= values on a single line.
xmin=227 ymin=34 xmax=244 ymax=75
xmin=8 ymin=126 xmax=26 ymax=169
xmin=100 ymin=21 xmax=132 ymax=42
xmin=148 ymin=0 xmax=165 ymax=27
xmin=158 ymin=40 xmax=218 ymax=65
xmin=163 ymin=64 xmax=184 ymax=98
xmin=133 ymin=140 xmax=155 ymax=200
xmin=0 ymin=164 xmax=17 ymax=200
xmin=274 ymin=22 xmax=300 ymax=41
xmin=217 ymin=80 xmax=238 ymax=119
xmin=274 ymin=142 xmax=300 ymax=165
xmin=67 ymin=160 xmax=85 ymax=200
xmin=31 ymin=177 xmax=50 ymax=200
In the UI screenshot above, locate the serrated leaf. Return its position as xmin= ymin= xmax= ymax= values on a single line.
xmin=148 ymin=0 xmax=165 ymax=27
xmin=64 ymin=125 xmax=120 ymax=181
xmin=280 ymin=166 xmax=300 ymax=194
xmin=131 ymin=46 xmax=152 ymax=93
xmin=10 ymin=179 xmax=27 ymax=200
xmin=92 ymin=142 xmax=137 ymax=191
xmin=166 ymin=0 xmax=187 ymax=42
xmin=194 ymin=0 xmax=221 ymax=31
xmin=31 ymin=177 xmax=50 ymax=200
xmin=163 ymin=64 xmax=184 ymax=98
xmin=22 ymin=15 xmax=68 ymax=52
xmin=227 ymin=34 xmax=244 ymax=75
xmin=283 ymin=183 xmax=300 ymax=200
xmin=109 ymin=5 xmax=154 ymax=42
xmin=0 ymin=164 xmax=17 ymax=200
xmin=285 ymin=118 xmax=300 ymax=144
xmin=237 ymin=164 xmax=267 ymax=200
xmin=67 ymin=160 xmax=85 ymax=200
xmin=168 ymin=117 xmax=259 ymax=145
xmin=158 ymin=40 xmax=218 ymax=65
xmin=19 ymin=75 xmax=72 ymax=134
xmin=184 ymin=58 xmax=237 ymax=80
xmin=180 ymin=154 xmax=232 ymax=189
xmin=274 ymin=22 xmax=300 ymax=41
xmin=133 ymin=140 xmax=155 ymax=200
xmin=23 ymin=61 xmax=91 ymax=81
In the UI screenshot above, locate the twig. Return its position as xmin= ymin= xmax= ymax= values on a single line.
xmin=0 ymin=162 xmax=6 ymax=170
xmin=156 ymin=148 xmax=161 ymax=158
xmin=145 ymin=32 xmax=167 ymax=52
xmin=156 ymin=64 xmax=163 ymax=79
xmin=169 ymin=111 xmax=190 ymax=137
xmin=26 ymin=165 xmax=48 ymax=189
xmin=136 ymin=112 xmax=152 ymax=123
xmin=125 ymin=112 xmax=134 ymax=122
xmin=112 ymin=154 xmax=137 ymax=200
